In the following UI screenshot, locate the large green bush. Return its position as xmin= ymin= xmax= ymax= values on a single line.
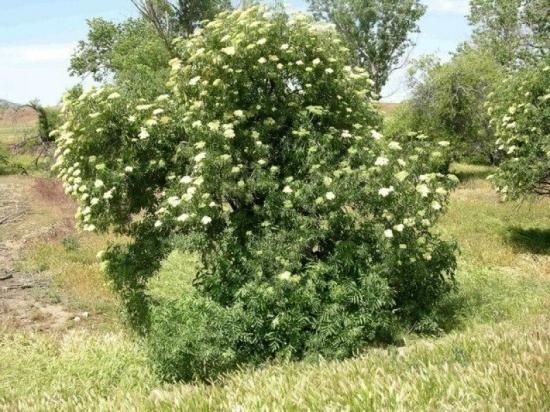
xmin=487 ymin=59 xmax=550 ymax=199
xmin=54 ymin=7 xmax=457 ymax=381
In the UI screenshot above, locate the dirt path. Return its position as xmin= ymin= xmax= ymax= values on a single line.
xmin=0 ymin=176 xmax=77 ymax=331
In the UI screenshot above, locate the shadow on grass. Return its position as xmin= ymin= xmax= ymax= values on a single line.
xmin=426 ymin=267 xmax=545 ymax=335
xmin=505 ymin=227 xmax=550 ymax=255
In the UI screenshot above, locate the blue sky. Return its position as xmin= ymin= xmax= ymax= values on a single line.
xmin=0 ymin=0 xmax=471 ymax=105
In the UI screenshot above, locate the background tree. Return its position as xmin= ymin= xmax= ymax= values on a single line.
xmin=69 ymin=18 xmax=171 ymax=98
xmin=171 ymin=0 xmax=232 ymax=34
xmin=386 ymin=0 xmax=548 ymax=168
xmin=70 ymin=0 xmax=232 ymax=96
xmin=307 ymin=0 xmax=426 ymax=95
xmin=130 ymin=0 xmax=179 ymax=55
xmin=386 ymin=47 xmax=503 ymax=164
xmin=27 ymin=101 xmax=59 ymax=145
xmin=469 ymin=0 xmax=549 ymax=66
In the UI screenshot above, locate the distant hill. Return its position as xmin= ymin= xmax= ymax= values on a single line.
xmin=0 ymin=99 xmax=20 ymax=110
xmin=0 ymin=101 xmax=37 ymax=138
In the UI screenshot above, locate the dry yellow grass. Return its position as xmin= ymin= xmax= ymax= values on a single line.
xmin=1 ymin=175 xmax=120 ymax=325
xmin=375 ymin=102 xmax=400 ymax=116
xmin=0 ymin=107 xmax=37 ymax=146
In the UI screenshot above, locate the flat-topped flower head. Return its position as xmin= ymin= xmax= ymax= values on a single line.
xmin=224 ymin=128 xmax=236 ymax=139
xmin=221 ymin=46 xmax=236 ymax=56
xmin=167 ymin=196 xmax=181 ymax=208
xmin=375 ymin=156 xmax=389 ymax=166
xmin=378 ymin=187 xmax=394 ymax=197
xmin=194 ymin=152 xmax=207 ymax=162
xmin=177 ymin=213 xmax=189 ymax=222
xmin=139 ymin=128 xmax=150 ymax=140
xmin=278 ymin=271 xmax=292 ymax=281
xmin=371 ymin=130 xmax=383 ymax=140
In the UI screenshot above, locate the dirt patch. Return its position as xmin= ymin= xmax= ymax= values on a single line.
xmin=0 ymin=274 xmax=74 ymax=331
xmin=0 ymin=182 xmax=29 ymax=226
xmin=0 ymin=176 xmax=82 ymax=331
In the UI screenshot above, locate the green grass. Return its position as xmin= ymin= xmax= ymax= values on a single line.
xmin=3 ymin=152 xmax=52 ymax=175
xmin=0 ymin=330 xmax=156 ymax=408
xmin=450 ymin=162 xmax=495 ymax=182
xmin=441 ymin=164 xmax=550 ymax=275
xmin=1 ymin=315 xmax=547 ymax=410
xmin=148 ymin=250 xmax=198 ymax=302
xmin=1 ymin=165 xmax=549 ymax=410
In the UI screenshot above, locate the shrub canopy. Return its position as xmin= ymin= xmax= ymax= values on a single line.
xmin=54 ymin=7 xmax=457 ymax=381
xmin=487 ymin=59 xmax=550 ymax=199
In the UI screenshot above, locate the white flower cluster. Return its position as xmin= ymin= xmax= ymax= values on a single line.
xmin=53 ymin=85 xmax=178 ymax=232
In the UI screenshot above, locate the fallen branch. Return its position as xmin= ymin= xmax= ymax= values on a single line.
xmin=1 ymin=284 xmax=32 ymax=291
xmin=0 ymin=211 xmax=26 ymax=225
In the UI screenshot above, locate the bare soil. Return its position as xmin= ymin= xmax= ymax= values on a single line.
xmin=0 ymin=176 xmax=77 ymax=331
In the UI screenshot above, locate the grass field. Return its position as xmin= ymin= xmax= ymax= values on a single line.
xmin=1 ymin=162 xmax=548 ymax=410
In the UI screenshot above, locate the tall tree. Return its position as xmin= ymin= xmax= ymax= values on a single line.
xmin=27 ymin=101 xmax=58 ymax=145
xmin=69 ymin=18 xmax=172 ymax=97
xmin=70 ymin=0 xmax=232 ymax=95
xmin=469 ymin=0 xmax=549 ymax=65
xmin=131 ymin=0 xmax=179 ymax=55
xmin=132 ymin=0 xmax=232 ymax=50
xmin=307 ymin=0 xmax=426 ymax=95
xmin=390 ymin=47 xmax=503 ymax=164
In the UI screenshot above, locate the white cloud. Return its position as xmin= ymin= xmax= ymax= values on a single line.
xmin=0 ymin=43 xmax=75 ymax=64
xmin=0 ymin=43 xmax=77 ymax=105
xmin=424 ymin=0 xmax=469 ymax=15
